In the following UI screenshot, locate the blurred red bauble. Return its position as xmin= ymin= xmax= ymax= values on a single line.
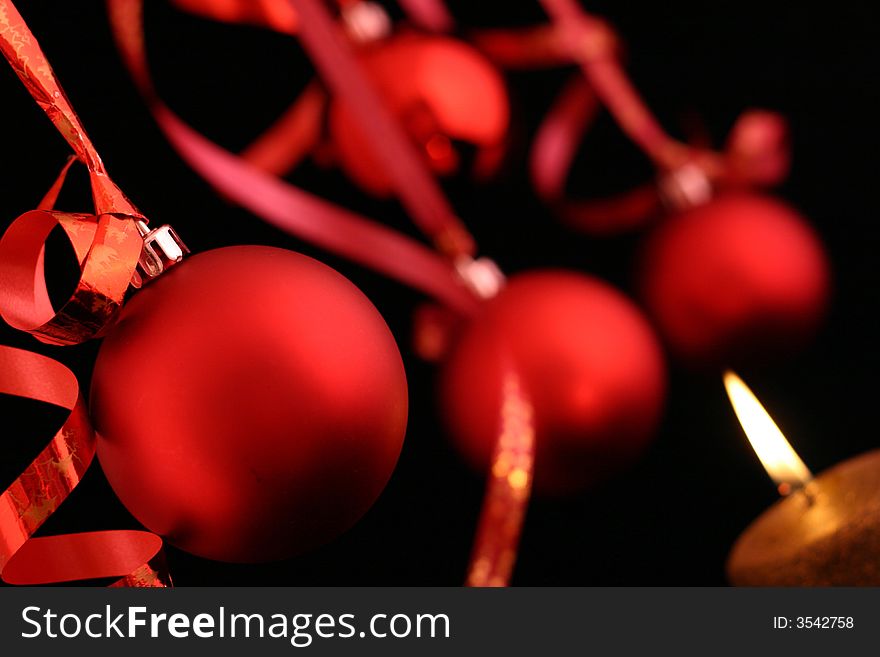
xmin=328 ymin=32 xmax=509 ymax=196
xmin=639 ymin=194 xmax=830 ymax=365
xmin=90 ymin=246 xmax=407 ymax=563
xmin=440 ymin=271 xmax=666 ymax=495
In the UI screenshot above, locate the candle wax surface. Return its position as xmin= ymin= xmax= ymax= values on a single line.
xmin=727 ymin=450 xmax=880 ymax=586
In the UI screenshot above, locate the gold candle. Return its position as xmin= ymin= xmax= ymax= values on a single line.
xmin=724 ymin=372 xmax=880 ymax=586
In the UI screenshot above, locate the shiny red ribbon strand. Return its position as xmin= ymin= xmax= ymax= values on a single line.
xmin=534 ymin=0 xmax=767 ymax=188
xmin=0 ymin=0 xmax=144 ymax=345
xmin=0 ymin=0 xmax=141 ymax=218
xmin=537 ymin=0 xmax=690 ymax=171
xmin=288 ymin=0 xmax=476 ymax=258
xmin=0 ymin=346 xmax=169 ymax=586
xmin=468 ymin=17 xmax=664 ymax=232
xmin=106 ymin=0 xmax=479 ymax=316
xmin=470 ymin=1 xmax=784 ymax=234
xmin=543 ymin=0 xmax=788 ymax=187
xmin=0 ymin=1 xmax=168 ymax=586
xmin=530 ymin=75 xmax=662 ymax=234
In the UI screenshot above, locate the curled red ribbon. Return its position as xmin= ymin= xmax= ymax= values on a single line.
xmin=0 ymin=161 xmax=144 ymax=346
xmin=0 ymin=345 xmax=169 ymax=586
xmin=0 ymin=0 xmax=168 ymax=586
xmin=0 ymin=0 xmax=145 ymax=345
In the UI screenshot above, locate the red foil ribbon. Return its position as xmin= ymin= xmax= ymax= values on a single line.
xmin=0 ymin=163 xmax=144 ymax=346
xmin=0 ymin=1 xmax=140 ymax=218
xmin=106 ymin=0 xmax=479 ymax=315
xmin=0 ymin=346 xmax=169 ymax=586
xmin=0 ymin=0 xmax=145 ymax=345
xmin=0 ymin=0 xmax=168 ymax=586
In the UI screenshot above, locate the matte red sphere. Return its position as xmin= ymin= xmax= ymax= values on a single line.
xmin=328 ymin=32 xmax=509 ymax=196
xmin=441 ymin=271 xmax=666 ymax=495
xmin=639 ymin=194 xmax=830 ymax=365
xmin=91 ymin=246 xmax=407 ymax=562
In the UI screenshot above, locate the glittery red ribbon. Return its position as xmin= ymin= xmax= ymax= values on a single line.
xmin=0 ymin=0 xmax=145 ymax=345
xmin=0 ymin=0 xmax=168 ymax=586
xmin=0 ymin=162 xmax=144 ymax=346
xmin=0 ymin=346 xmax=169 ymax=586
xmin=0 ymin=3 xmax=140 ymax=218
xmin=466 ymin=367 xmax=535 ymax=587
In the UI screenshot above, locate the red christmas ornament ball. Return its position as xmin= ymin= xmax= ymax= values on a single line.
xmin=91 ymin=246 xmax=408 ymax=562
xmin=328 ymin=32 xmax=509 ymax=196
xmin=639 ymin=193 xmax=830 ymax=365
xmin=441 ymin=271 xmax=666 ymax=495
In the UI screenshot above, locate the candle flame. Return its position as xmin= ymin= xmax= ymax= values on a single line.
xmin=723 ymin=371 xmax=813 ymax=495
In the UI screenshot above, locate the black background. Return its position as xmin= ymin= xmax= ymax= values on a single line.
xmin=1 ymin=0 xmax=877 ymax=585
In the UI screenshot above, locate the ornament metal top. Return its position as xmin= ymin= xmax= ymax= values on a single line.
xmin=132 ymin=220 xmax=190 ymax=288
